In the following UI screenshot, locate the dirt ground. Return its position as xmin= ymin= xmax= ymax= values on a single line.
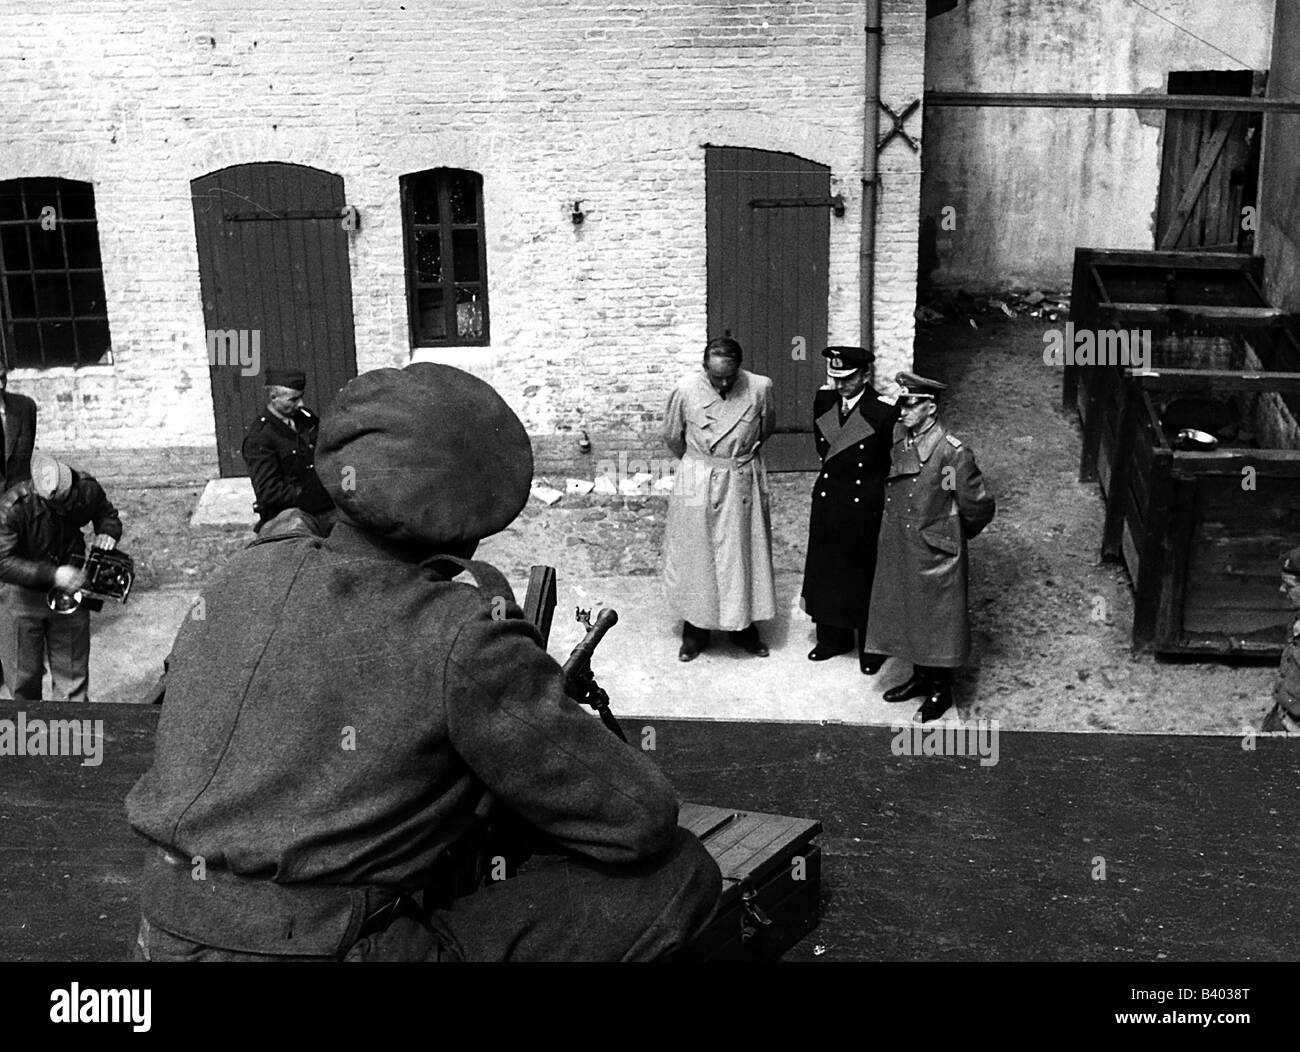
xmin=115 ymin=313 xmax=1281 ymax=733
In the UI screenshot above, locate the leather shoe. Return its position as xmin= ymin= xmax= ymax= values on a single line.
xmin=859 ymin=652 xmax=888 ymax=675
xmin=883 ymin=672 xmax=930 ymax=703
xmin=678 ymin=643 xmax=699 ymax=662
xmin=916 ymin=687 xmax=954 ymax=724
xmin=808 ymin=643 xmax=852 ymax=661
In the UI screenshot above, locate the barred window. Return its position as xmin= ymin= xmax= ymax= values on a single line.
xmin=400 ymin=168 xmax=489 ymax=346
xmin=0 ymin=178 xmax=113 ymax=368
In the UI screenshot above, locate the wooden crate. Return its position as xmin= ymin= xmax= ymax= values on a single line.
xmin=678 ymin=802 xmax=822 ymax=961
xmin=1063 ymin=249 xmax=1300 ymax=655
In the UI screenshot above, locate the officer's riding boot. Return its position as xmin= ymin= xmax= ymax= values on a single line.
xmin=679 ymin=621 xmax=711 ymax=663
xmin=809 ymin=623 xmax=854 ymax=661
xmin=916 ymin=668 xmax=955 ymax=723
xmin=883 ymin=666 xmax=932 ymax=703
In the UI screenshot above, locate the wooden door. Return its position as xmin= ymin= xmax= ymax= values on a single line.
xmin=706 ymin=146 xmax=831 ymax=472
xmin=191 ymin=162 xmax=359 ymax=477
xmin=1156 ymin=71 xmax=1263 ymax=252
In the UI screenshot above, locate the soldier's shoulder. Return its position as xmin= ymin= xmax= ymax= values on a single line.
xmin=945 ymin=433 xmax=963 ymax=449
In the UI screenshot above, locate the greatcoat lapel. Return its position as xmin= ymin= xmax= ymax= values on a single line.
xmin=694 ymin=371 xmax=754 ymax=453
xmin=820 ymin=402 xmax=876 ymax=461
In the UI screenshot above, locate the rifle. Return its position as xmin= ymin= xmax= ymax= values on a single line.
xmin=523 ymin=565 xmax=626 ymax=742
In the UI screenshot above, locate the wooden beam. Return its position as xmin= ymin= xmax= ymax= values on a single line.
xmin=925 ymin=91 xmax=1300 ymax=114
xmin=1076 ymin=248 xmax=1263 ymax=270
xmin=1098 ymin=303 xmax=1284 ymax=326
xmin=1128 ymin=368 xmax=1300 ymax=393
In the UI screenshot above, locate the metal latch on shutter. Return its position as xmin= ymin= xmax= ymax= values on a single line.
xmin=749 ymin=194 xmax=846 ymax=217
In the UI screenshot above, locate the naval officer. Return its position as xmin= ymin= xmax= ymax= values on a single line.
xmin=801 ymin=346 xmax=899 ymax=674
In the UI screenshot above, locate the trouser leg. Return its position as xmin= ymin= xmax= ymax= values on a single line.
xmin=46 ymin=605 xmax=90 ymax=702
xmin=814 ymin=623 xmax=855 ymax=651
xmin=682 ymin=621 xmax=711 ymax=648
xmin=408 ymin=828 xmax=721 ymax=962
xmin=0 ymin=588 xmax=49 ymax=702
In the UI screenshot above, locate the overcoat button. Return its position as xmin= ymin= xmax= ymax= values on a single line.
xmin=820 ymin=491 xmax=826 ymax=497
xmin=855 ymin=480 xmax=861 ymax=485
xmin=854 ymin=498 xmax=860 ymax=503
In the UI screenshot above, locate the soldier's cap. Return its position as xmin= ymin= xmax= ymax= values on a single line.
xmin=316 ymin=363 xmax=534 ymax=547
xmin=895 ymin=371 xmax=947 ymax=404
xmin=1282 ymin=545 xmax=1300 ymax=576
xmin=823 ymin=346 xmax=873 ymax=378
xmin=30 ymin=453 xmax=73 ymax=502
xmin=265 ymin=368 xmax=307 ymax=391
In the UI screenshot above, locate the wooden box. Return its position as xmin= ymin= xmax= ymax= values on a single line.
xmin=678 ymin=802 xmax=822 ymax=961
xmin=1063 ymin=249 xmax=1300 ymax=656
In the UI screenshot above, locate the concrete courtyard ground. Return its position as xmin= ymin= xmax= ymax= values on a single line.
xmin=25 ymin=315 xmax=1283 ymax=734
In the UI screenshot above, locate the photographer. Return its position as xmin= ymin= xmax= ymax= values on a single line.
xmin=126 ymin=363 xmax=721 ymax=962
xmin=0 ymin=453 xmax=122 ymax=703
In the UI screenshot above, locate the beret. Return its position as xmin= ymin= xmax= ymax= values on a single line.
xmin=265 ymin=368 xmax=307 ymax=390
xmin=315 ymin=363 xmax=533 ymax=547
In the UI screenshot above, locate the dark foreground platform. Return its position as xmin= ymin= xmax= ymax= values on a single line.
xmin=1 ymin=702 xmax=1297 ymax=961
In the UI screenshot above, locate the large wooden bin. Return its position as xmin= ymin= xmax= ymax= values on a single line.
xmin=1065 ymin=248 xmax=1300 ymax=656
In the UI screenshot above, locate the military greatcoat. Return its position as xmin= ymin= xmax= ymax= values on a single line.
xmin=801 ymin=386 xmax=898 ymax=629
xmin=662 ymin=369 xmax=776 ymax=632
xmin=864 ymin=420 xmax=995 ymax=667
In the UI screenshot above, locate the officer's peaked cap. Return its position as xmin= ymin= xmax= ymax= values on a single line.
xmin=823 ymin=346 xmax=873 ymax=377
xmin=316 ymin=363 xmax=534 ymax=546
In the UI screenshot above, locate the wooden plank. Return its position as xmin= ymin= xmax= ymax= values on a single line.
xmin=1100 ymin=380 xmax=1137 ymax=560
xmin=1131 ymin=451 xmax=1176 ymax=651
xmin=1074 ymin=248 xmax=1262 ymax=270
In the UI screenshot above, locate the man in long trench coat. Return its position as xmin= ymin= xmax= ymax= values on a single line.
xmin=801 ymin=346 xmax=899 ymax=674
xmin=662 ymin=337 xmax=776 ymax=662
xmin=866 ymin=372 xmax=995 ymax=723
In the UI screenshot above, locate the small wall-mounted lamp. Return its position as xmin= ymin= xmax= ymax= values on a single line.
xmin=577 ymin=429 xmax=592 ymax=454
xmin=571 ymin=200 xmax=586 ymax=225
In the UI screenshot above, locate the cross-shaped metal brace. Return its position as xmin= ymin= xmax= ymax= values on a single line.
xmin=878 ymin=98 xmax=921 ymax=152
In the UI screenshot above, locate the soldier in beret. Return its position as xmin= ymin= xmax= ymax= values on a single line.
xmin=866 ymin=372 xmax=995 ymax=723
xmin=241 ymin=367 xmax=335 ymax=536
xmin=128 ymin=363 xmax=720 ymax=962
xmin=1262 ymin=545 xmax=1300 ymax=733
xmin=801 ymin=346 xmax=899 ymax=674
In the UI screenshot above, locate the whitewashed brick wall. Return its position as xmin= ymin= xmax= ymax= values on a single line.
xmin=1 ymin=0 xmax=925 ymax=470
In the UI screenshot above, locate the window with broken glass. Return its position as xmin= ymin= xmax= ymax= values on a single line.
xmin=400 ymin=168 xmax=489 ymax=346
xmin=0 ymin=178 xmax=113 ymax=368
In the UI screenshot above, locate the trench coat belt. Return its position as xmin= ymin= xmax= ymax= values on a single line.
xmin=139 ymin=847 xmax=407 ymax=958
xmin=686 ymin=448 xmax=758 ymax=472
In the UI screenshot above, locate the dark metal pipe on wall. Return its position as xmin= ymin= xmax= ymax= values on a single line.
xmin=863 ymin=0 xmax=882 ymax=359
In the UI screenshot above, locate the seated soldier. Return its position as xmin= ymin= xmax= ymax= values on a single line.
xmin=126 ymin=363 xmax=722 ymax=961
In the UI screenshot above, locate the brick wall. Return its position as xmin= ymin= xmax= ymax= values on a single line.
xmin=1 ymin=0 xmax=927 ymax=477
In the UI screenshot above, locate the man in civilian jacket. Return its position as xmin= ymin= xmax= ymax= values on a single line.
xmin=0 ymin=362 xmax=37 ymax=493
xmin=0 ymin=454 xmax=122 ymax=702
xmin=127 ymin=363 xmax=721 ymax=962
